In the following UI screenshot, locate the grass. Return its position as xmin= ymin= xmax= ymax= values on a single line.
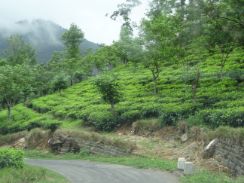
xmin=181 ymin=170 xmax=244 ymax=183
xmin=0 ymin=165 xmax=68 ymax=183
xmin=209 ymin=126 xmax=244 ymax=143
xmin=25 ymin=149 xmax=177 ymax=171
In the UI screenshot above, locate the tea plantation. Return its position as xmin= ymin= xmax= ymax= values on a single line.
xmin=0 ymin=49 xmax=243 ymax=133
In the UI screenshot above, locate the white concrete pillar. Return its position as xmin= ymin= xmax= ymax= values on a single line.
xmin=177 ymin=157 xmax=186 ymax=170
xmin=184 ymin=161 xmax=194 ymax=175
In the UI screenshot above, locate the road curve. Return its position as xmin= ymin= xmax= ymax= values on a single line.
xmin=26 ymin=159 xmax=179 ymax=183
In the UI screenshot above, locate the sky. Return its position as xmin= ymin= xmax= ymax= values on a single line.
xmin=0 ymin=0 xmax=150 ymax=44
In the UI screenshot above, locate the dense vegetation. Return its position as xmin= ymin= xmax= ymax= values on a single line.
xmin=0 ymin=0 xmax=243 ymax=133
xmin=0 ymin=165 xmax=68 ymax=183
xmin=0 ymin=148 xmax=23 ymax=169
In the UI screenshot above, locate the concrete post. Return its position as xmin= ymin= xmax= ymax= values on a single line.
xmin=184 ymin=161 xmax=194 ymax=175
xmin=177 ymin=157 xmax=186 ymax=170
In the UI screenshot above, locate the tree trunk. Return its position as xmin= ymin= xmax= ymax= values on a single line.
xmin=111 ymin=102 xmax=116 ymax=116
xmin=219 ymin=47 xmax=232 ymax=78
xmin=7 ymin=105 xmax=12 ymax=120
xmin=153 ymin=78 xmax=158 ymax=94
xmin=151 ymin=67 xmax=160 ymax=95
xmin=192 ymin=69 xmax=200 ymax=103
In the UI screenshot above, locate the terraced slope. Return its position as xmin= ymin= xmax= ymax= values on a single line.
xmin=0 ymin=49 xmax=243 ymax=133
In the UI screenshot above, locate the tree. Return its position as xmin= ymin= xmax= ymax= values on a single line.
xmin=52 ymin=73 xmax=69 ymax=93
xmin=61 ymin=24 xmax=84 ymax=85
xmin=111 ymin=0 xmax=141 ymax=30
xmin=113 ymin=25 xmax=143 ymax=65
xmin=94 ymin=75 xmax=121 ymax=113
xmin=0 ymin=65 xmax=33 ymax=119
xmin=203 ymin=0 xmax=243 ymax=77
xmin=62 ymin=24 xmax=84 ymax=59
xmin=141 ymin=14 xmax=179 ymax=94
xmin=5 ymin=35 xmax=36 ymax=65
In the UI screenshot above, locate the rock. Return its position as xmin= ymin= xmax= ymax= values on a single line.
xmin=177 ymin=157 xmax=186 ymax=170
xmin=184 ymin=161 xmax=194 ymax=175
xmin=48 ymin=132 xmax=132 ymax=156
xmin=49 ymin=134 xmax=80 ymax=154
xmin=12 ymin=138 xmax=26 ymax=148
xmin=202 ymin=139 xmax=218 ymax=159
xmin=181 ymin=133 xmax=188 ymax=143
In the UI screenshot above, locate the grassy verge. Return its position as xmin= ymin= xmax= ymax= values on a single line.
xmin=181 ymin=170 xmax=244 ymax=183
xmin=0 ymin=165 xmax=68 ymax=183
xmin=25 ymin=150 xmax=177 ymax=171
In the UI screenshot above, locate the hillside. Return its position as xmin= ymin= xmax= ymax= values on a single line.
xmin=0 ymin=48 xmax=243 ymax=134
xmin=0 ymin=19 xmax=100 ymax=63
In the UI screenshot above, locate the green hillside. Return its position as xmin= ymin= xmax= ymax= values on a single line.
xmin=0 ymin=49 xmax=243 ymax=133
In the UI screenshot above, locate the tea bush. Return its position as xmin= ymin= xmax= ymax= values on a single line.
xmin=0 ymin=148 xmax=24 ymax=169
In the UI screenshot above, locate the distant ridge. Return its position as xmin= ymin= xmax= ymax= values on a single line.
xmin=0 ymin=19 xmax=100 ymax=63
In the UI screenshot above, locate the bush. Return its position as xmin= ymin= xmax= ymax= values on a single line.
xmin=159 ymin=111 xmax=181 ymax=126
xmin=0 ymin=148 xmax=24 ymax=169
xmin=199 ymin=108 xmax=244 ymax=128
xmin=88 ymin=111 xmax=117 ymax=131
xmin=119 ymin=110 xmax=141 ymax=123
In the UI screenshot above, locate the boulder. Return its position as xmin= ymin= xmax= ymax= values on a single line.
xmin=12 ymin=138 xmax=26 ymax=148
xmin=48 ymin=134 xmax=80 ymax=154
xmin=202 ymin=139 xmax=218 ymax=159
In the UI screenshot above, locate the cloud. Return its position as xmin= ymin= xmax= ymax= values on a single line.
xmin=0 ymin=0 xmax=149 ymax=44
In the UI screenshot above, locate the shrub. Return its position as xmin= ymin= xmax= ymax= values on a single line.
xmin=159 ymin=111 xmax=181 ymax=126
xmin=88 ymin=111 xmax=117 ymax=131
xmin=0 ymin=148 xmax=24 ymax=169
xmin=94 ymin=75 xmax=121 ymax=110
xmin=199 ymin=108 xmax=244 ymax=128
xmin=187 ymin=115 xmax=205 ymax=126
xmin=119 ymin=110 xmax=141 ymax=123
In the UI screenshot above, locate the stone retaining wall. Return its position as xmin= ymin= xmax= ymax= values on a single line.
xmin=48 ymin=132 xmax=132 ymax=156
xmin=214 ymin=138 xmax=244 ymax=176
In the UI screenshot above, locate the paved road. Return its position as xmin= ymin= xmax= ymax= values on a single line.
xmin=26 ymin=159 xmax=179 ymax=183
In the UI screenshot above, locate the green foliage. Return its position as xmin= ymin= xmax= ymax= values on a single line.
xmin=5 ymin=34 xmax=36 ymax=65
xmin=52 ymin=73 xmax=69 ymax=92
xmin=0 ymin=64 xmax=35 ymax=119
xmin=62 ymin=24 xmax=84 ymax=59
xmin=0 ymin=148 xmax=24 ymax=169
xmin=94 ymin=75 xmax=121 ymax=109
xmin=0 ymin=165 xmax=68 ymax=183
xmin=181 ymin=170 xmax=244 ymax=183
xmin=198 ymin=107 xmax=244 ymax=128
xmin=88 ymin=111 xmax=117 ymax=131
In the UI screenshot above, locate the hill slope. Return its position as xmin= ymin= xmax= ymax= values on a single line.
xmin=0 ymin=48 xmax=243 ymax=133
xmin=0 ymin=19 xmax=100 ymax=63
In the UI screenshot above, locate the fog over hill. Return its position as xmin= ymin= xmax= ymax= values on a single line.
xmin=0 ymin=19 xmax=100 ymax=63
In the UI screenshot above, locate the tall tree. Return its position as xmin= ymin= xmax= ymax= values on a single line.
xmin=5 ymin=35 xmax=36 ymax=65
xmin=141 ymin=14 xmax=179 ymax=94
xmin=62 ymin=24 xmax=84 ymax=59
xmin=62 ymin=24 xmax=84 ymax=85
xmin=0 ymin=65 xmax=34 ymax=119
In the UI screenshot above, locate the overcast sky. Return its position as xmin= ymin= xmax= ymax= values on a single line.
xmin=0 ymin=0 xmax=150 ymax=44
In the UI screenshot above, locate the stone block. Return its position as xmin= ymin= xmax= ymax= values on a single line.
xmin=184 ymin=162 xmax=194 ymax=175
xmin=177 ymin=157 xmax=186 ymax=170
